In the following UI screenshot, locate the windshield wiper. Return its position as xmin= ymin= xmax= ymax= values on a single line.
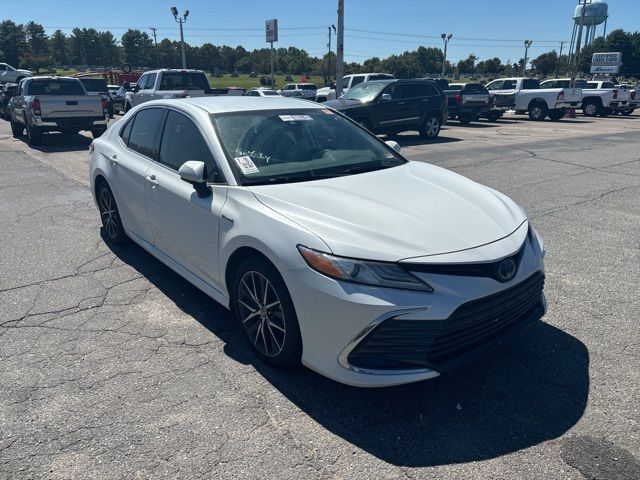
xmin=243 ymin=175 xmax=316 ymax=186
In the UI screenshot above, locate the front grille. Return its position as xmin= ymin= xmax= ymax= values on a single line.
xmin=347 ymin=272 xmax=545 ymax=372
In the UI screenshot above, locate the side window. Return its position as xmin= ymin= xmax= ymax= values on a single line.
xmin=405 ymin=83 xmax=437 ymax=98
xmin=602 ymin=82 xmax=615 ymax=89
xmin=0 ymin=65 xmax=6 ymax=71
xmin=120 ymin=116 xmax=135 ymax=145
xmin=282 ymin=84 xmax=293 ymax=91
xmin=246 ymin=91 xmax=258 ymax=96
xmin=522 ymin=79 xmax=540 ymax=89
xmin=145 ymin=73 xmax=157 ymax=89
xmin=384 ymin=84 xmax=404 ymax=100
xmin=351 ymin=75 xmax=365 ymax=87
xmin=136 ymin=74 xmax=148 ymax=90
xmin=127 ymin=108 xmax=165 ymax=159
xmin=485 ymin=81 xmax=502 ymax=91
xmin=502 ymin=80 xmax=517 ymax=89
xmin=159 ymin=110 xmax=219 ymax=180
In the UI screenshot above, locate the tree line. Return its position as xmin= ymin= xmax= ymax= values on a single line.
xmin=1 ymin=19 xmax=639 ymax=79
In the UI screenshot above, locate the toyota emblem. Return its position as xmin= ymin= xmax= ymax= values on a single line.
xmin=497 ymin=258 xmax=517 ymax=281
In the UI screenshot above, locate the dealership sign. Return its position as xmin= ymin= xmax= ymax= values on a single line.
xmin=590 ymin=52 xmax=622 ymax=73
xmin=265 ymin=19 xmax=278 ymax=43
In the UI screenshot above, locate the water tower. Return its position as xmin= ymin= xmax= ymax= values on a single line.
xmin=569 ymin=0 xmax=609 ymax=59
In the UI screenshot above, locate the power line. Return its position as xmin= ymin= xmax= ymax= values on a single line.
xmin=345 ymin=28 xmax=566 ymax=44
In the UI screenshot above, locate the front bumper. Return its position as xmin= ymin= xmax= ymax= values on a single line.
xmin=283 ymin=225 xmax=546 ymax=387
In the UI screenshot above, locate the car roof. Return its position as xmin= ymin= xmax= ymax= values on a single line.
xmin=174 ymin=96 xmax=325 ymax=113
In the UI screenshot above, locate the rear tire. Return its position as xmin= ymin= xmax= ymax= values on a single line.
xmin=583 ymin=100 xmax=600 ymax=117
xmin=419 ymin=114 xmax=441 ymax=139
xmin=528 ymin=102 xmax=548 ymax=121
xmin=458 ymin=113 xmax=472 ymax=125
xmin=548 ymin=109 xmax=566 ymax=121
xmin=10 ymin=118 xmax=24 ymax=137
xmin=231 ymin=256 xmax=302 ymax=368
xmin=486 ymin=111 xmax=502 ymax=122
xmin=25 ymin=122 xmax=42 ymax=146
xmin=621 ymin=108 xmax=634 ymax=116
xmin=97 ymin=182 xmax=128 ymax=245
xmin=91 ymin=127 xmax=107 ymax=139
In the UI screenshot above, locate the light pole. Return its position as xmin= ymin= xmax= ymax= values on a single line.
xmin=327 ymin=24 xmax=336 ymax=85
xmin=150 ymin=27 xmax=159 ymax=68
xmin=171 ymin=6 xmax=189 ymax=69
xmin=441 ymin=33 xmax=452 ymax=77
xmin=336 ymin=0 xmax=344 ymax=98
xmin=523 ymin=40 xmax=533 ymax=76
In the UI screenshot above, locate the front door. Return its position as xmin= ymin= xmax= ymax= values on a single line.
xmin=376 ymin=84 xmax=415 ymax=130
xmin=145 ymin=109 xmax=227 ymax=289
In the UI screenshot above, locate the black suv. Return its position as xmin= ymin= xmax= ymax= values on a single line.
xmin=324 ymin=79 xmax=447 ymax=138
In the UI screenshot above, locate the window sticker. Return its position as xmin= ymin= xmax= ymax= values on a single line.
xmin=233 ymin=156 xmax=259 ymax=175
xmin=279 ymin=114 xmax=313 ymax=122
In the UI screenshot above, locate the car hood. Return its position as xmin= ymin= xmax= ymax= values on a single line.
xmin=323 ymin=98 xmax=365 ymax=110
xmin=249 ymin=161 xmax=526 ymax=262
xmin=17 ymin=69 xmax=32 ymax=74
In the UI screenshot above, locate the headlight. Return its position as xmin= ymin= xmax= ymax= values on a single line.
xmin=297 ymin=245 xmax=433 ymax=292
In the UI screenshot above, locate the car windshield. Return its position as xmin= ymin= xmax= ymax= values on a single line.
xmin=211 ymin=108 xmax=405 ymax=185
xmin=81 ymin=79 xmax=108 ymax=92
xmin=343 ymin=82 xmax=387 ymax=102
xmin=159 ymin=72 xmax=211 ymax=91
xmin=262 ymin=90 xmax=279 ymax=95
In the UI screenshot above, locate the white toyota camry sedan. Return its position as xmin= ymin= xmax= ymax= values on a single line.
xmin=89 ymin=96 xmax=546 ymax=387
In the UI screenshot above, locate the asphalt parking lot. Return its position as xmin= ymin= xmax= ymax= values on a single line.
xmin=1 ymin=113 xmax=639 ymax=479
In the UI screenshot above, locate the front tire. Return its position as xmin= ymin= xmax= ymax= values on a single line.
xmin=97 ymin=182 xmax=128 ymax=245
xmin=458 ymin=113 xmax=472 ymax=125
xmin=528 ymin=102 xmax=548 ymax=121
xmin=486 ymin=111 xmax=502 ymax=122
xmin=232 ymin=257 xmax=302 ymax=368
xmin=419 ymin=114 xmax=441 ymax=139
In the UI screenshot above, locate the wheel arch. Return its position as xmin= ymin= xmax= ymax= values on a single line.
xmin=581 ymin=96 xmax=602 ymax=106
xmin=527 ymin=98 xmax=548 ymax=110
xmin=224 ymin=246 xmax=281 ymax=298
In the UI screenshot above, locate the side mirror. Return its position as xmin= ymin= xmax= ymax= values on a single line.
xmin=385 ymin=140 xmax=401 ymax=153
xmin=380 ymin=93 xmax=392 ymax=102
xmin=122 ymin=81 xmax=131 ymax=91
xmin=179 ymin=161 xmax=211 ymax=198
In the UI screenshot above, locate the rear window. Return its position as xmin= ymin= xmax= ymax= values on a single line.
xmin=522 ymin=79 xmax=540 ymax=89
xmin=463 ymin=83 xmax=487 ymax=93
xmin=368 ymin=74 xmax=394 ymax=81
xmin=300 ymin=84 xmax=317 ymax=90
xmin=80 ymin=79 xmax=108 ymax=92
xmin=27 ymin=79 xmax=85 ymax=96
xmin=159 ymin=72 xmax=211 ymax=91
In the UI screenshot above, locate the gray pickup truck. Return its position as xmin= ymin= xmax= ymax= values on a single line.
xmin=9 ymin=76 xmax=109 ymax=146
xmin=123 ymin=69 xmax=214 ymax=111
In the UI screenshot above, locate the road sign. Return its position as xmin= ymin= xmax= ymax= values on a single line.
xmin=591 ymin=52 xmax=622 ymax=66
xmin=590 ymin=65 xmax=620 ymax=74
xmin=266 ymin=19 xmax=278 ymax=43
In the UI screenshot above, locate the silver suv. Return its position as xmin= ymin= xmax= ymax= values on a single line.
xmin=277 ymin=83 xmax=317 ymax=99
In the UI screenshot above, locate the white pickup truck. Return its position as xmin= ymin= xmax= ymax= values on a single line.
xmin=8 ymin=76 xmax=109 ymax=146
xmin=124 ymin=69 xmax=214 ymax=111
xmin=580 ymin=80 xmax=635 ymax=117
xmin=485 ymin=77 xmax=582 ymax=121
xmin=315 ymin=73 xmax=394 ymax=102
xmin=0 ymin=63 xmax=32 ymax=84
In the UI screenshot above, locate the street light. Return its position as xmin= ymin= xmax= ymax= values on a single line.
xmin=171 ymin=6 xmax=189 ymax=69
xmin=441 ymin=33 xmax=453 ymax=76
xmin=523 ymin=40 xmax=533 ymax=76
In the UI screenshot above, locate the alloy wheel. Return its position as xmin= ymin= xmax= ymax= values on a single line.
xmin=237 ymin=271 xmax=286 ymax=357
xmin=585 ymin=103 xmax=597 ymax=116
xmin=99 ymin=188 xmax=118 ymax=239
xmin=426 ymin=117 xmax=440 ymax=137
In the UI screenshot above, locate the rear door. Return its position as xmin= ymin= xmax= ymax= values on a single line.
xmin=145 ymin=109 xmax=227 ymax=288
xmin=110 ymin=107 xmax=165 ymax=244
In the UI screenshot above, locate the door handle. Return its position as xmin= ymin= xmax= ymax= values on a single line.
xmin=110 ymin=154 xmax=118 ymax=165
xmin=398 ymin=101 xmax=406 ymax=105
xmin=145 ymin=175 xmax=159 ymax=187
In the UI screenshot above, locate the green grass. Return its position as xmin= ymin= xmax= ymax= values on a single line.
xmin=206 ymin=74 xmax=327 ymax=90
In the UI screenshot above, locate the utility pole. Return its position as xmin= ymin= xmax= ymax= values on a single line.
xmin=335 ymin=0 xmax=344 ymax=98
xmin=555 ymin=40 xmax=565 ymax=78
xmin=150 ymin=27 xmax=159 ymax=68
xmin=171 ymin=6 xmax=189 ymax=69
xmin=523 ymin=40 xmax=532 ymax=76
xmin=567 ymin=0 xmax=587 ymax=118
xmin=326 ymin=25 xmax=336 ymax=86
xmin=441 ymin=33 xmax=452 ymax=76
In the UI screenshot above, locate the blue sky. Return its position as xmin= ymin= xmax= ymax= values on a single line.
xmin=5 ymin=0 xmax=639 ymax=63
